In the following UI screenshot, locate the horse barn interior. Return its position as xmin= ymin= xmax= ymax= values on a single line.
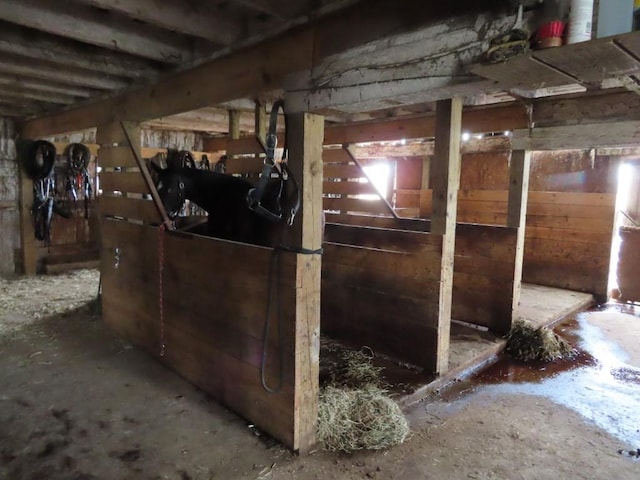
xmin=2 ymin=0 xmax=640 ymax=465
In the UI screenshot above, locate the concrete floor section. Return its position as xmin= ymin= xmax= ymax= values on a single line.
xmin=5 ymin=270 xmax=637 ymax=480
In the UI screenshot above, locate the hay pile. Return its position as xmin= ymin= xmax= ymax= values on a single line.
xmin=506 ymin=318 xmax=576 ymax=362
xmin=317 ymin=341 xmax=409 ymax=453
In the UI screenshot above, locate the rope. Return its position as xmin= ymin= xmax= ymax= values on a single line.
xmin=260 ymin=248 xmax=283 ymax=393
xmin=158 ymin=222 xmax=168 ymax=356
xmin=259 ymin=243 xmax=322 ymax=394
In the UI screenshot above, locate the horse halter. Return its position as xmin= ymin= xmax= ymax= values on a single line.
xmin=246 ymin=100 xmax=300 ymax=226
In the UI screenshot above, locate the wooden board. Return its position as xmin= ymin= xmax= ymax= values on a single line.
xmin=321 ymin=237 xmax=443 ymax=372
xmin=99 ymin=171 xmax=149 ymax=194
xmin=617 ymin=226 xmax=640 ymax=302
xmin=534 ymin=37 xmax=640 ymax=85
xmin=452 ymin=224 xmax=517 ymax=332
xmin=470 ymin=55 xmax=576 ymax=90
xmin=99 ymin=195 xmax=157 ymax=223
xmin=323 ymin=197 xmax=391 ymax=215
xmin=99 ymin=219 xmax=302 ymax=449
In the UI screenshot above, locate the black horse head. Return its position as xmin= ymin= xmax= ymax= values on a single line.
xmin=150 ymin=162 xmax=186 ymax=219
xmin=150 ymin=162 xmax=297 ymax=247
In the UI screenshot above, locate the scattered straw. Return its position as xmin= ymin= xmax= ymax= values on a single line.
xmin=317 ymin=339 xmax=409 ymax=452
xmin=317 ymin=385 xmax=409 ymax=452
xmin=506 ymin=318 xmax=576 ymax=362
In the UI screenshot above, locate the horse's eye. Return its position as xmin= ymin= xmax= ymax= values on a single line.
xmin=179 ymin=182 xmax=184 ymax=190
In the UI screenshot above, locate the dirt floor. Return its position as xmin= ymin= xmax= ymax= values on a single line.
xmin=1 ymin=270 xmax=639 ymax=480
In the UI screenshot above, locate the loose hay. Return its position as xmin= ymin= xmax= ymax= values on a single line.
xmin=506 ymin=318 xmax=576 ymax=362
xmin=317 ymin=340 xmax=409 ymax=452
xmin=317 ymin=386 xmax=409 ymax=452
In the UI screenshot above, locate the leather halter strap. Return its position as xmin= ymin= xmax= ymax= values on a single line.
xmin=246 ymin=100 xmax=300 ymax=225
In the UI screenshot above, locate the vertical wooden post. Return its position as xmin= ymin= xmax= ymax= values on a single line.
xmin=18 ymin=150 xmax=37 ymax=275
xmin=507 ymin=149 xmax=531 ymax=323
xmin=430 ymin=97 xmax=462 ymax=374
xmin=285 ymin=112 xmax=324 ymax=453
xmin=228 ymin=110 xmax=240 ymax=140
xmin=255 ymin=100 xmax=267 ymax=142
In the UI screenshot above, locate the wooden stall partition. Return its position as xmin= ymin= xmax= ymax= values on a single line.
xmin=452 ymin=224 xmax=518 ymax=332
xmin=323 ymin=146 xmax=397 ymax=221
xmin=322 ymin=223 xmax=444 ymax=372
xmin=100 ymin=219 xmax=304 ymax=449
xmin=617 ymin=226 xmax=640 ymax=303
xmin=96 ymin=114 xmax=323 ymax=452
xmin=523 ymin=191 xmax=616 ymax=298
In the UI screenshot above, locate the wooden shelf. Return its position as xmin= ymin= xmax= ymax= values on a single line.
xmin=471 ymin=31 xmax=640 ymax=92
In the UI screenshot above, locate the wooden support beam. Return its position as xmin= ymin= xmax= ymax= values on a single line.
xmin=507 ymin=149 xmax=531 ymax=327
xmin=1 ymin=0 xmax=197 ymax=63
xmin=228 ymin=110 xmax=241 ymax=140
xmin=21 ymin=0 xmax=507 ymax=137
xmin=17 ymin=144 xmax=36 ymax=275
xmin=285 ymin=112 xmax=324 ymax=452
xmin=78 ymin=0 xmax=241 ymax=45
xmin=323 ymin=104 xmax=527 ymax=145
xmin=512 ymin=120 xmax=640 ymax=150
xmin=255 ymin=100 xmax=267 ymax=142
xmin=430 ymin=97 xmax=462 ymax=375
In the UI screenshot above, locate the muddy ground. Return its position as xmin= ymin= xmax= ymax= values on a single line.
xmin=1 ymin=270 xmax=639 ymax=480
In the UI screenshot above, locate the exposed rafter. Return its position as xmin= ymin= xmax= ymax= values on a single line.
xmin=0 ymin=54 xmax=130 ymax=90
xmin=0 ymin=76 xmax=97 ymax=98
xmin=77 ymin=0 xmax=242 ymax=45
xmin=1 ymin=0 xmax=204 ymax=63
xmin=0 ymin=21 xmax=164 ymax=79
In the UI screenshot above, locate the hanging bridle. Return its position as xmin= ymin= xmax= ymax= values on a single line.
xmin=246 ymin=99 xmax=300 ymax=226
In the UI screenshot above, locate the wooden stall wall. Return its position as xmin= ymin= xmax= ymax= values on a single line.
xmin=322 ymin=223 xmax=444 ymax=372
xmin=391 ymin=144 xmax=518 ymax=332
xmin=617 ymin=226 xmax=640 ymax=303
xmin=97 ymin=121 xmax=319 ymax=452
xmin=452 ymin=224 xmax=517 ymax=332
xmin=394 ymin=142 xmax=617 ymax=299
xmin=524 ymin=151 xmax=617 ymax=299
xmin=0 ymin=117 xmax=19 ymax=273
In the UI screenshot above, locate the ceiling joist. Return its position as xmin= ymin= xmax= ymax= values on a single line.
xmin=0 ymin=21 xmax=164 ymax=79
xmin=77 ymin=0 xmax=242 ymax=45
xmin=1 ymin=0 xmax=204 ymax=63
xmin=0 ymin=55 xmax=130 ymax=90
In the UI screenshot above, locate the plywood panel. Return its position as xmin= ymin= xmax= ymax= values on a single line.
xmin=535 ymin=37 xmax=640 ymax=84
xmin=470 ymin=55 xmax=576 ymax=90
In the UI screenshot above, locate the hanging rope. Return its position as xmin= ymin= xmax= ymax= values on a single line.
xmin=158 ymin=221 xmax=169 ymax=357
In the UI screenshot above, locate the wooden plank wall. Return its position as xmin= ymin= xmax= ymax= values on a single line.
xmin=617 ymin=226 xmax=640 ymax=302
xmin=322 ymin=222 xmax=443 ymax=372
xmin=523 ymin=151 xmax=617 ymax=298
xmin=97 ymin=123 xmax=315 ymax=451
xmin=452 ymin=224 xmax=517 ymax=332
xmin=323 ymin=147 xmax=395 ymax=220
xmin=395 ymin=147 xmax=618 ymax=298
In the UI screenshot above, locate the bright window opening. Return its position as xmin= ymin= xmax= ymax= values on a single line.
xmin=360 ymin=163 xmax=390 ymax=200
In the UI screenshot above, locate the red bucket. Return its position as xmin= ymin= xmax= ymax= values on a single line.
xmin=538 ymin=20 xmax=565 ymax=40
